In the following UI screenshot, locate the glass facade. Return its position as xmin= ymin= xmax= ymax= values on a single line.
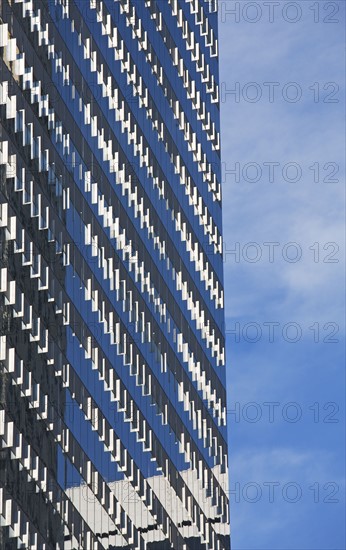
xmin=0 ymin=0 xmax=229 ymax=548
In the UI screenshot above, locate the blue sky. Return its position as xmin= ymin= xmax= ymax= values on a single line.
xmin=219 ymin=2 xmax=345 ymax=548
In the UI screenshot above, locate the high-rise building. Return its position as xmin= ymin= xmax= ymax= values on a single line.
xmin=0 ymin=1 xmax=229 ymax=548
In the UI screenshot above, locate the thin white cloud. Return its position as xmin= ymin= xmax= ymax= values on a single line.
xmin=219 ymin=4 xmax=345 ymax=549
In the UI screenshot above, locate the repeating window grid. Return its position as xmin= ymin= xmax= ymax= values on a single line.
xmin=10 ymin=4 xmax=224 ymax=306
xmin=1 ymin=168 xmax=230 ymax=548
xmin=0 ymin=15 xmax=227 ymax=388
xmin=0 ymin=0 xmax=230 ymax=547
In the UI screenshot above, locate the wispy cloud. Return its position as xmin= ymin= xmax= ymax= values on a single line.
xmin=219 ymin=3 xmax=345 ymax=549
